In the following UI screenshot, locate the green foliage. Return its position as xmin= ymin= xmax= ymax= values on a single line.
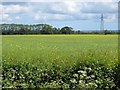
xmin=60 ymin=26 xmax=73 ymax=34
xmin=1 ymin=24 xmax=118 ymax=35
xmin=104 ymin=30 xmax=110 ymax=35
xmin=113 ymin=62 xmax=120 ymax=89
xmin=2 ymin=61 xmax=120 ymax=89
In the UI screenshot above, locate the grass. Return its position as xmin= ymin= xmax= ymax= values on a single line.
xmin=2 ymin=35 xmax=119 ymax=89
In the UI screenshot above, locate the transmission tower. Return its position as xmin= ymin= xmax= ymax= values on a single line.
xmin=100 ymin=13 xmax=104 ymax=31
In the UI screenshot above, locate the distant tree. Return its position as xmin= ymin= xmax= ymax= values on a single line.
xmin=77 ymin=30 xmax=81 ymax=34
xmin=1 ymin=24 xmax=118 ymax=35
xmin=104 ymin=30 xmax=109 ymax=35
xmin=91 ymin=31 xmax=99 ymax=34
xmin=60 ymin=26 xmax=73 ymax=34
xmin=52 ymin=27 xmax=59 ymax=34
xmin=41 ymin=24 xmax=53 ymax=34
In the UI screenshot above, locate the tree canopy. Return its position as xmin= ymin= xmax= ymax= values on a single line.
xmin=0 ymin=24 xmax=118 ymax=35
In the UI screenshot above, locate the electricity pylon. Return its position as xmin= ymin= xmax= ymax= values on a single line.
xmin=100 ymin=13 xmax=104 ymax=31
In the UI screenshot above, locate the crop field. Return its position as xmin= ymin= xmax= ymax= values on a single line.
xmin=2 ymin=35 xmax=120 ymax=89
xmin=2 ymin=35 xmax=118 ymax=67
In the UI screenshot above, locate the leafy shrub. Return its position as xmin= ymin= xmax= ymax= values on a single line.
xmin=2 ymin=61 xmax=119 ymax=89
xmin=114 ymin=62 xmax=120 ymax=89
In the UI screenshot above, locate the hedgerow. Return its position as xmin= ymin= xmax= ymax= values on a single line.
xmin=2 ymin=61 xmax=120 ymax=89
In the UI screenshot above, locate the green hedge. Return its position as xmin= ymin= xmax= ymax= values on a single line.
xmin=2 ymin=62 xmax=120 ymax=89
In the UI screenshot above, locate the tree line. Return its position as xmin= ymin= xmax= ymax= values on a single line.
xmin=0 ymin=24 xmax=118 ymax=35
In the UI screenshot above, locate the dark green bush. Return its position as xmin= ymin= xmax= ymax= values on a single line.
xmin=114 ymin=62 xmax=120 ymax=89
xmin=2 ymin=61 xmax=120 ymax=89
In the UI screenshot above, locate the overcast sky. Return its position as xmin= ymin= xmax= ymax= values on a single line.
xmin=0 ymin=0 xmax=119 ymax=30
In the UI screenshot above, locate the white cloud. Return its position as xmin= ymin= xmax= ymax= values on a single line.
xmin=0 ymin=4 xmax=30 ymax=22
xmin=2 ymin=0 xmax=118 ymax=2
xmin=0 ymin=13 xmax=12 ymax=21
xmin=29 ymin=2 xmax=117 ymax=22
xmin=104 ymin=14 xmax=117 ymax=22
xmin=64 ymin=1 xmax=80 ymax=13
xmin=0 ymin=1 xmax=118 ymax=22
xmin=34 ymin=13 xmax=73 ymax=21
xmin=81 ymin=2 xmax=117 ymax=14
xmin=3 ymin=4 xmax=30 ymax=14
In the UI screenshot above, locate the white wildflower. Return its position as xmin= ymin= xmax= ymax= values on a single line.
xmin=87 ymin=68 xmax=92 ymax=71
xmin=73 ymin=73 xmax=78 ymax=78
xmin=79 ymin=70 xmax=87 ymax=74
xmin=91 ymin=75 xmax=95 ymax=78
xmin=70 ymin=78 xmax=77 ymax=83
xmin=79 ymin=80 xmax=84 ymax=84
